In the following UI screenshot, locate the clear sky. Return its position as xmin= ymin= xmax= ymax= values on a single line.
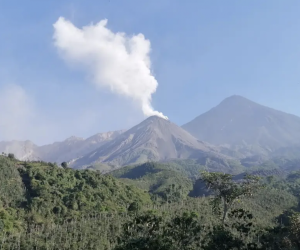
xmin=0 ymin=0 xmax=300 ymax=145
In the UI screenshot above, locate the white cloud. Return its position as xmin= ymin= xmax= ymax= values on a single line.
xmin=53 ymin=17 xmax=167 ymax=119
xmin=0 ymin=84 xmax=35 ymax=141
xmin=0 ymin=83 xmax=140 ymax=145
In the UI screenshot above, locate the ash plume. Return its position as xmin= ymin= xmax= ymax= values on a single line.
xmin=53 ymin=17 xmax=167 ymax=119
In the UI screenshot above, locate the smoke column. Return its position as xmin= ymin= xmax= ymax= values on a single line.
xmin=53 ymin=17 xmax=167 ymax=119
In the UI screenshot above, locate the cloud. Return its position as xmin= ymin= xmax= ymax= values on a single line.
xmin=0 ymin=82 xmax=140 ymax=145
xmin=0 ymin=84 xmax=35 ymax=141
xmin=53 ymin=17 xmax=167 ymax=119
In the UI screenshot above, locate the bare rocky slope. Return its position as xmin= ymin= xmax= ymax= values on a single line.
xmin=70 ymin=116 xmax=228 ymax=169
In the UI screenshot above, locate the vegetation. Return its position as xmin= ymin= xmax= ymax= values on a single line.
xmin=1 ymin=156 xmax=300 ymax=249
xmin=110 ymin=162 xmax=193 ymax=202
xmin=61 ymin=161 xmax=68 ymax=169
xmin=199 ymin=171 xmax=263 ymax=224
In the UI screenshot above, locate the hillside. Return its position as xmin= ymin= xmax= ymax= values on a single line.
xmin=0 ymin=156 xmax=151 ymax=220
xmin=1 ymin=155 xmax=300 ymax=249
xmin=70 ymin=116 xmax=228 ymax=169
xmin=182 ymin=95 xmax=300 ymax=156
xmin=110 ymin=162 xmax=193 ymax=201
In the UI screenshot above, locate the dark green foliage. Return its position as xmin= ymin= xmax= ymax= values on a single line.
xmin=19 ymin=162 xmax=152 ymax=222
xmin=204 ymin=209 xmax=259 ymax=250
xmin=2 ymin=156 xmax=300 ymax=249
xmin=0 ymin=156 xmax=25 ymax=209
xmin=260 ymin=212 xmax=300 ymax=249
xmin=111 ymin=162 xmax=193 ymax=201
xmin=115 ymin=211 xmax=203 ymax=250
xmin=199 ymin=171 xmax=263 ymax=224
xmin=61 ymin=161 xmax=68 ymax=168
xmin=128 ymin=201 xmax=141 ymax=213
xmin=0 ymin=156 xmax=26 ymax=233
xmin=0 ymin=157 xmax=151 ymax=235
xmin=7 ymin=153 xmax=15 ymax=159
xmin=166 ymin=158 xmax=244 ymax=178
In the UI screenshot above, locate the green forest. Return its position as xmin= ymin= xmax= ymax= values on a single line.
xmin=1 ymin=155 xmax=300 ymax=249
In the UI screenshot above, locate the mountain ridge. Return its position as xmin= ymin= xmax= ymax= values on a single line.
xmin=2 ymin=95 xmax=300 ymax=171
xmin=70 ymin=115 xmax=226 ymax=169
xmin=182 ymin=95 xmax=300 ymax=154
xmin=0 ymin=130 xmax=125 ymax=163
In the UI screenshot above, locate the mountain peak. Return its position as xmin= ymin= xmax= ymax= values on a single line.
xmin=136 ymin=115 xmax=171 ymax=129
xmin=145 ymin=115 xmax=163 ymax=121
xmin=71 ymin=114 xmax=215 ymax=168
xmin=225 ymin=94 xmax=247 ymax=99
xmin=182 ymin=95 xmax=300 ymax=149
xmin=218 ymin=95 xmax=255 ymax=106
xmin=145 ymin=115 xmax=169 ymax=122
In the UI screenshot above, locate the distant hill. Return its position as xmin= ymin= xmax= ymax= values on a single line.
xmin=38 ymin=130 xmax=124 ymax=163
xmin=3 ymin=95 xmax=300 ymax=172
xmin=70 ymin=116 xmax=229 ymax=169
xmin=109 ymin=162 xmax=193 ymax=199
xmin=160 ymin=157 xmax=244 ymax=178
xmin=0 ymin=130 xmax=124 ymax=163
xmin=182 ymin=95 xmax=300 ymax=156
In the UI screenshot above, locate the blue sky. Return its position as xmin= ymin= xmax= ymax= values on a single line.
xmin=0 ymin=0 xmax=300 ymax=145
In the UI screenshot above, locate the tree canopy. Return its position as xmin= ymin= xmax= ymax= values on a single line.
xmin=0 ymin=156 xmax=300 ymax=249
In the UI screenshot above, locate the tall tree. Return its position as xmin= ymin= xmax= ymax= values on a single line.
xmin=199 ymin=171 xmax=262 ymax=224
xmin=61 ymin=162 xmax=68 ymax=169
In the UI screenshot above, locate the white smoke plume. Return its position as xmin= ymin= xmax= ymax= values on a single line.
xmin=53 ymin=17 xmax=167 ymax=119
